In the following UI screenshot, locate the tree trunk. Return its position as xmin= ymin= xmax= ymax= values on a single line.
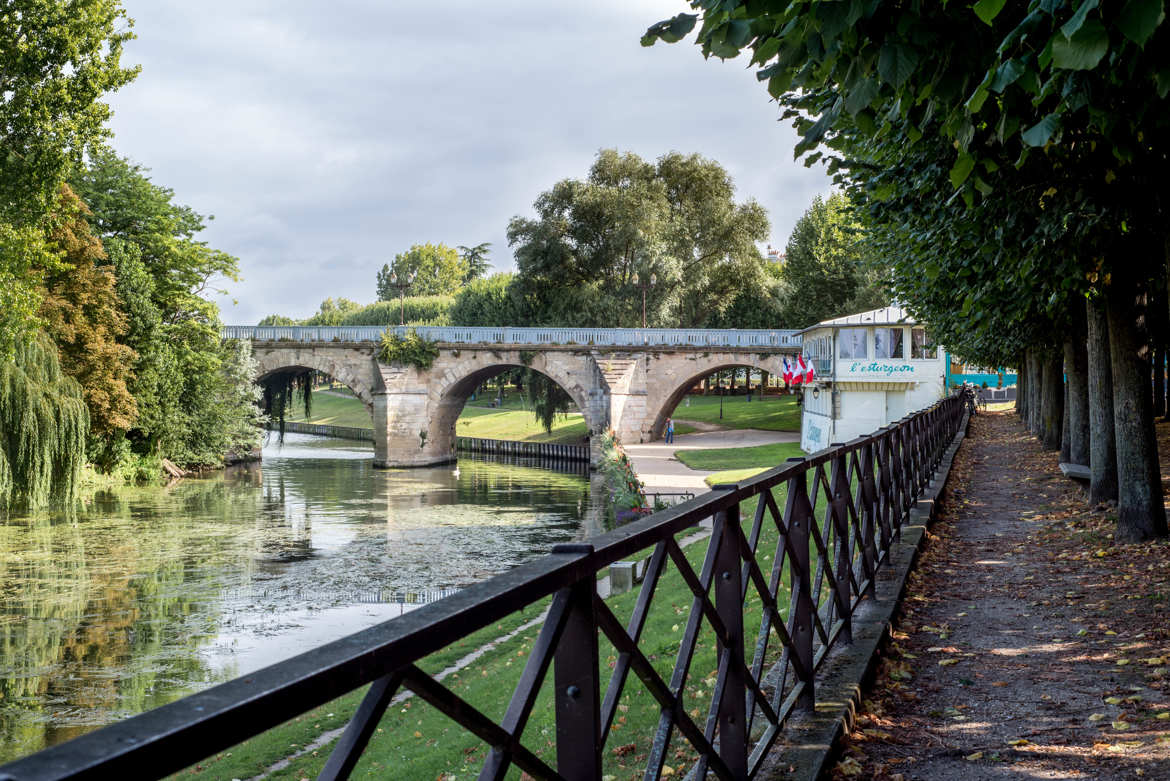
xmin=1105 ymin=276 xmax=1168 ymax=541
xmin=761 ymin=370 xmax=770 ymax=395
xmin=1020 ymin=350 xmax=1029 ymax=418
xmin=1061 ymin=378 xmax=1071 ymax=463
xmin=1027 ymin=350 xmax=1043 ymax=434
xmin=1065 ymin=312 xmax=1091 ymax=466
xmin=1153 ymin=345 xmax=1166 ymax=418
xmin=1086 ymin=297 xmax=1118 ymax=504
xmin=1040 ymin=352 xmax=1063 ymax=450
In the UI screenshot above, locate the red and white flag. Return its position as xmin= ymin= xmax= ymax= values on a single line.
xmin=795 ymin=353 xmax=814 ymax=383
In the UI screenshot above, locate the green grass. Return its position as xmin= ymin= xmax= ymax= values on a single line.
xmin=287 ymin=391 xmax=375 ymax=428
xmin=287 ymin=389 xmax=587 ymax=444
xmin=674 ymin=441 xmax=804 ymax=472
xmin=671 ymin=393 xmax=799 ymax=431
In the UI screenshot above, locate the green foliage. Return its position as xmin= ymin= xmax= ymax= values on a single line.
xmin=0 ymin=1 xmax=138 ymax=355
xmin=521 ymin=370 xmax=573 ymax=433
xmin=457 ymin=242 xmax=492 ymax=284
xmin=257 ymin=314 xmax=298 ymax=326
xmin=597 ymin=431 xmax=645 ymax=512
xmin=376 ymin=243 xmax=467 ymax=299
xmin=328 ymin=297 xmax=453 ymax=326
xmin=508 ymin=149 xmax=770 ymax=327
xmin=378 ymin=328 xmax=440 ymax=370
xmin=448 ymin=273 xmax=522 ymax=326
xmin=300 ymin=297 xmax=363 ymax=326
xmin=779 ymin=193 xmax=888 ymax=329
xmin=0 ymin=1 xmax=138 ymax=223
xmin=0 ymin=332 xmax=89 ymax=509
xmin=71 ymin=149 xmax=254 ymax=468
xmin=261 ymin=369 xmax=312 ymax=441
xmin=41 ymin=186 xmax=137 ymax=455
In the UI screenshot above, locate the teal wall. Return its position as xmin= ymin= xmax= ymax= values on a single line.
xmin=944 ymin=351 xmax=1017 ymax=388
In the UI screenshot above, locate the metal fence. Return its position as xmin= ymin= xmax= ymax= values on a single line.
xmin=222 ymin=325 xmax=802 ymax=349
xmin=0 ymin=395 xmax=964 ymax=781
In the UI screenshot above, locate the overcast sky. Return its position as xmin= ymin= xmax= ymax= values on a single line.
xmin=105 ymin=1 xmax=835 ymax=324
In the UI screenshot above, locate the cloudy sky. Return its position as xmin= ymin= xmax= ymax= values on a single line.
xmin=105 ymin=1 xmax=835 ymax=324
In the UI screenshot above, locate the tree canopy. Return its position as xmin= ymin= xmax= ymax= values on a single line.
xmin=377 ymin=243 xmax=467 ymax=299
xmin=508 ymin=149 xmax=770 ymax=327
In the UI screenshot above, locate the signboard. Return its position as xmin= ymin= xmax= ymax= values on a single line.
xmin=838 ymin=360 xmax=935 ymax=381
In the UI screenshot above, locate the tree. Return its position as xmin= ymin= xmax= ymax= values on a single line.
xmin=302 ymin=298 xmax=363 ymax=326
xmin=644 ymin=0 xmax=1170 ymax=543
xmin=0 ymin=332 xmax=89 ymax=509
xmin=458 ymin=242 xmax=492 ymax=284
xmin=0 ymin=0 xmax=138 ymax=357
xmin=40 ymin=185 xmax=137 ymax=468
xmin=779 ymin=193 xmax=880 ymax=329
xmin=71 ymin=149 xmax=254 ymax=467
xmin=508 ymin=149 xmax=770 ymax=327
xmin=376 ymin=243 xmax=467 ymax=299
xmin=449 ymin=273 xmax=522 ymax=326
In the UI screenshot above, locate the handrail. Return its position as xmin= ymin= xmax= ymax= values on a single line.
xmin=0 ymin=396 xmax=965 ymax=781
xmin=221 ymin=325 xmax=803 ymax=349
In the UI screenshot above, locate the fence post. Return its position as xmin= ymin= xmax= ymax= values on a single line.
xmin=858 ymin=441 xmax=878 ymax=596
xmin=828 ymin=448 xmax=852 ymax=644
xmin=553 ymin=549 xmax=602 ymax=781
xmin=713 ymin=501 xmax=748 ymax=776
xmin=784 ymin=459 xmax=816 ymax=712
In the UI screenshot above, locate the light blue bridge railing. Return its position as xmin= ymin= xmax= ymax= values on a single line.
xmin=222 ymin=325 xmax=802 ymax=349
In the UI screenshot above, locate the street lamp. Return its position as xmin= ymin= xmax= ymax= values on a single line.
xmin=631 ymin=271 xmax=656 ymax=329
xmin=388 ymin=269 xmax=417 ymax=326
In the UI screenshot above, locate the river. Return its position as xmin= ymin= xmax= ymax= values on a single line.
xmin=0 ymin=433 xmax=606 ymax=763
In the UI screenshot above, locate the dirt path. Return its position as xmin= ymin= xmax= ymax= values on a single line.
xmin=835 ymin=411 xmax=1170 ymax=780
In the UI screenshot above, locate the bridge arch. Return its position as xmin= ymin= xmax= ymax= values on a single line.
xmin=642 ymin=353 xmax=791 ymax=441
xmin=253 ymin=346 xmax=381 ymax=419
xmin=423 ymin=350 xmax=606 ymax=463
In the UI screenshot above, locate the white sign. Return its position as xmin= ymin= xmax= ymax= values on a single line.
xmin=840 ymin=360 xmax=927 ymax=380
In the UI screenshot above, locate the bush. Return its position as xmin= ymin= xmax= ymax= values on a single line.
xmin=378 ymin=328 xmax=440 ymax=370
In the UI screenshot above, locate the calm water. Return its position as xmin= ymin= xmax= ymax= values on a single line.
xmin=0 ymin=434 xmax=605 ymax=762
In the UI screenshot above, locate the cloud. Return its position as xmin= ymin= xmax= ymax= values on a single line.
xmin=107 ymin=0 xmax=834 ymax=323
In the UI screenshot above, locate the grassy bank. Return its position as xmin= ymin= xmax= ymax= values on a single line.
xmin=674 ymin=442 xmax=805 ymax=485
xmin=671 ymin=393 xmax=799 ymax=432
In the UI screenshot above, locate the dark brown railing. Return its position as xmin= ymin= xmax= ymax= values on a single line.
xmin=0 ymin=395 xmax=965 ymax=781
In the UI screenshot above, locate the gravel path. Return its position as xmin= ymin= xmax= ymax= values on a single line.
xmin=623 ymin=428 xmax=798 ymax=496
xmin=836 ymin=411 xmax=1170 ymax=780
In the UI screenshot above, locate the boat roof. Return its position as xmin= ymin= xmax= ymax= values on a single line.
xmin=799 ymin=305 xmax=919 ymax=334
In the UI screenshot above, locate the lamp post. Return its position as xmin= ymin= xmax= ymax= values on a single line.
xmin=388 ymin=269 xmax=417 ymax=326
xmin=631 ymin=271 xmax=656 ymax=329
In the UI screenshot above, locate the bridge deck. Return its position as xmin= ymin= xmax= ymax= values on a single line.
xmin=224 ymin=325 xmax=801 ymax=349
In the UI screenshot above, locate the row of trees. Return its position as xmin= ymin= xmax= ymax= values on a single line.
xmin=0 ymin=3 xmax=262 ymax=508
xmin=644 ymin=0 xmax=1169 ymax=542
xmin=263 ymin=151 xmax=885 ymax=332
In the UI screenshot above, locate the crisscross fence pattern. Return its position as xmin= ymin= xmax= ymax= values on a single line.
xmin=0 ymin=396 xmax=964 ymax=781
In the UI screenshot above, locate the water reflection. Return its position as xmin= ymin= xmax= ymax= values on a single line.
xmin=0 ymin=434 xmax=603 ymax=762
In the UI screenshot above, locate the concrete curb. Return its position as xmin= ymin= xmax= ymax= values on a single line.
xmin=758 ymin=412 xmax=971 ymax=780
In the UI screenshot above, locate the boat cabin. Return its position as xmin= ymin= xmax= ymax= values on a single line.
xmin=798 ymin=306 xmax=947 ymax=453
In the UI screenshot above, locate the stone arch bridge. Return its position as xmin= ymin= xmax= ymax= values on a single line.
xmin=224 ymin=326 xmax=802 ymax=468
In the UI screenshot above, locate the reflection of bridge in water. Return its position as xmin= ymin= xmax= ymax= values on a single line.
xmin=224 ymin=325 xmax=802 ymax=468
xmin=354 ymin=588 xmax=462 ymax=606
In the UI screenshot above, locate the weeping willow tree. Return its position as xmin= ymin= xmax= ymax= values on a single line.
xmin=521 ymin=369 xmax=575 ymax=434
xmin=0 ymin=333 xmax=90 ymax=509
xmin=260 ymin=369 xmax=313 ymax=440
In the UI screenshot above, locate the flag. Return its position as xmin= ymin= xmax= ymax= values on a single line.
xmin=797 ymin=354 xmax=813 ymax=383
xmin=802 ymin=354 xmax=815 ymax=382
xmin=791 ymin=356 xmax=803 ymax=386
xmin=782 ymin=357 xmax=793 ymax=385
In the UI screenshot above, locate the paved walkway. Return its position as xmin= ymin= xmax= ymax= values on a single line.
xmin=839 ymin=411 xmax=1170 ymax=780
xmin=623 ymin=428 xmax=798 ymax=496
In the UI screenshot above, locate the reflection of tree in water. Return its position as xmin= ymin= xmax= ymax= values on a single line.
xmin=0 ymin=478 xmax=262 ymax=761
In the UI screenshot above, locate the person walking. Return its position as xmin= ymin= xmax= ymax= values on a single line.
xmin=665 ymin=417 xmax=675 ymax=444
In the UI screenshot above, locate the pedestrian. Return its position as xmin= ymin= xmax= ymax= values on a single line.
xmin=665 ymin=417 xmax=675 ymax=444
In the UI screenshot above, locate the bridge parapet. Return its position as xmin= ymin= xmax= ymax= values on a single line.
xmin=223 ymin=325 xmax=802 ymax=350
